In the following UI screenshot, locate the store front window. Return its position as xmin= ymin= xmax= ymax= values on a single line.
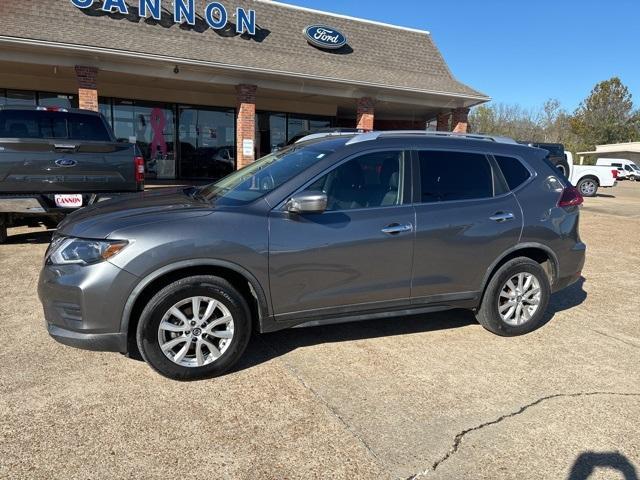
xmin=287 ymin=115 xmax=332 ymax=143
xmin=101 ymin=98 xmax=177 ymax=180
xmin=256 ymin=112 xmax=286 ymax=158
xmin=256 ymin=111 xmax=333 ymax=158
xmin=0 ymin=89 xmax=77 ymax=108
xmin=178 ymin=106 xmax=235 ymax=179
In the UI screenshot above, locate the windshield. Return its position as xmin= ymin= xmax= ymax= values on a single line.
xmin=199 ymin=143 xmax=335 ymax=206
xmin=631 ymin=164 xmax=640 ymax=172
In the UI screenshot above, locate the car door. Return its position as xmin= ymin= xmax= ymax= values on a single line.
xmin=269 ymin=149 xmax=415 ymax=319
xmin=410 ymin=149 xmax=523 ymax=304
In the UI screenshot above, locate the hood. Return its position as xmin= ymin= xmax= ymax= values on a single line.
xmin=57 ymin=187 xmax=213 ymax=239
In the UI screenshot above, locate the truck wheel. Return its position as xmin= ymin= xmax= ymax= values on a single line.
xmin=0 ymin=215 xmax=7 ymax=244
xmin=577 ymin=177 xmax=599 ymax=197
xmin=136 ymin=275 xmax=252 ymax=381
xmin=476 ymin=257 xmax=551 ymax=336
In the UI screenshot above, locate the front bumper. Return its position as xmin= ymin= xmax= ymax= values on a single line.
xmin=38 ymin=259 xmax=140 ymax=353
xmin=47 ymin=324 xmax=127 ymax=352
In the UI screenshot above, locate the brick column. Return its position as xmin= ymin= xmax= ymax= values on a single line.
xmin=452 ymin=107 xmax=470 ymax=133
xmin=236 ymin=84 xmax=257 ymax=169
xmin=356 ymin=97 xmax=375 ymax=131
xmin=75 ymin=66 xmax=99 ymax=112
xmin=436 ymin=112 xmax=451 ymax=132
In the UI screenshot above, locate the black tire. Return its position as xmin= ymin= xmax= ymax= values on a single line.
xmin=0 ymin=215 xmax=7 ymax=244
xmin=136 ymin=275 xmax=252 ymax=381
xmin=476 ymin=257 xmax=551 ymax=336
xmin=576 ymin=177 xmax=599 ymax=197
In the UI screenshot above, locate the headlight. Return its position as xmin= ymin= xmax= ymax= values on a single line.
xmin=47 ymin=237 xmax=129 ymax=266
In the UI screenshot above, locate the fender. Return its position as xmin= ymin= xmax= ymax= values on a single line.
xmin=120 ymin=258 xmax=271 ymax=334
xmin=479 ymin=242 xmax=560 ymax=299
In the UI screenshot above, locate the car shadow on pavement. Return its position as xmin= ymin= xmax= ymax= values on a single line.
xmin=234 ymin=309 xmax=476 ymax=373
xmin=3 ymin=229 xmax=54 ymax=245
xmin=568 ymin=451 xmax=638 ymax=480
xmin=233 ymin=277 xmax=589 ymax=374
xmin=542 ymin=277 xmax=588 ymax=326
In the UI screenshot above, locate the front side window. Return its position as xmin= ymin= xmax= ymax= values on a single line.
xmin=305 ymin=151 xmax=404 ymax=211
xmin=418 ymin=150 xmax=493 ymax=202
xmin=495 ymin=155 xmax=532 ymax=190
xmin=200 ymin=143 xmax=335 ymax=206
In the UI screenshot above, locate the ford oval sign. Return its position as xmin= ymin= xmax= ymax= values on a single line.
xmin=304 ymin=25 xmax=348 ymax=50
xmin=55 ymin=158 xmax=77 ymax=168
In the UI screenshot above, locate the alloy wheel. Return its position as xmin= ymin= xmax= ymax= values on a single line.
xmin=497 ymin=273 xmax=542 ymax=326
xmin=157 ymin=296 xmax=234 ymax=368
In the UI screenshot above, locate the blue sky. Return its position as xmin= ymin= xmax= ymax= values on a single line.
xmin=281 ymin=0 xmax=640 ymax=112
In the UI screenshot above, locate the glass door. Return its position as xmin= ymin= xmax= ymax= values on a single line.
xmin=256 ymin=112 xmax=286 ymax=158
xmin=178 ymin=106 xmax=235 ymax=179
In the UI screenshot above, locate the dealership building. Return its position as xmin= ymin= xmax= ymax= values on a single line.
xmin=0 ymin=0 xmax=489 ymax=180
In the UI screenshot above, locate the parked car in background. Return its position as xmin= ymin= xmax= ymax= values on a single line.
xmin=39 ymin=131 xmax=586 ymax=380
xmin=526 ymin=142 xmax=617 ymax=197
xmin=596 ymin=158 xmax=640 ymax=181
xmin=0 ymin=106 xmax=144 ymax=243
xmin=562 ymin=151 xmax=618 ymax=197
xmin=521 ymin=142 xmax=570 ymax=175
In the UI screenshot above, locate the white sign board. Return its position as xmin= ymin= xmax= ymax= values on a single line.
xmin=243 ymin=139 xmax=255 ymax=157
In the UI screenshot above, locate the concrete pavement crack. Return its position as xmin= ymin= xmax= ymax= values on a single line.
xmin=406 ymin=391 xmax=640 ymax=480
xmin=590 ymin=329 xmax=639 ymax=349
xmin=258 ymin=338 xmax=391 ymax=476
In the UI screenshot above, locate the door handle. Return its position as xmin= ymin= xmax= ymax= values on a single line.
xmin=490 ymin=212 xmax=515 ymax=222
xmin=381 ymin=223 xmax=413 ymax=235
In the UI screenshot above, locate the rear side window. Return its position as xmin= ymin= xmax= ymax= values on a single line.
xmin=417 ymin=151 xmax=493 ymax=202
xmin=0 ymin=110 xmax=111 ymax=141
xmin=495 ymin=155 xmax=532 ymax=190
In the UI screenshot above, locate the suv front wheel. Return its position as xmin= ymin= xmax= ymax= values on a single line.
xmin=476 ymin=257 xmax=551 ymax=336
xmin=136 ymin=275 xmax=252 ymax=380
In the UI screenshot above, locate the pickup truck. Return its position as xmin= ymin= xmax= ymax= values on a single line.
xmin=0 ymin=106 xmax=144 ymax=243
xmin=527 ymin=142 xmax=617 ymax=197
xmin=564 ymin=151 xmax=618 ymax=197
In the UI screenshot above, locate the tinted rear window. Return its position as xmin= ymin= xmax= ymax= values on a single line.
xmin=0 ymin=110 xmax=111 ymax=141
xmin=495 ymin=155 xmax=532 ymax=190
xmin=418 ymin=151 xmax=494 ymax=202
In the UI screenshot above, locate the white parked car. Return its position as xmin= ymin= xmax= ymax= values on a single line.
xmin=596 ymin=158 xmax=640 ymax=181
xmin=565 ymin=152 xmax=618 ymax=197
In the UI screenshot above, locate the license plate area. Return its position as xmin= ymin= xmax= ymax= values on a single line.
xmin=54 ymin=194 xmax=83 ymax=208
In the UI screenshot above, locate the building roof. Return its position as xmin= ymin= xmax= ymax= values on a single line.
xmin=0 ymin=0 xmax=489 ymax=103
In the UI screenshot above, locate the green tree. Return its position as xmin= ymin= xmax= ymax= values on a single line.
xmin=570 ymin=77 xmax=640 ymax=150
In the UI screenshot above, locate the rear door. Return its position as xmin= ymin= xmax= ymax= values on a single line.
xmin=0 ymin=109 xmax=135 ymax=193
xmin=410 ymin=149 xmax=523 ymax=304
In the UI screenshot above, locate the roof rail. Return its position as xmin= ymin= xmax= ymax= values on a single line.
xmin=345 ymin=130 xmax=517 ymax=145
xmin=295 ymin=131 xmax=358 ymax=144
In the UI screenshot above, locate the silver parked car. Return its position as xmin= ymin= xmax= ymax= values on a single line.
xmin=38 ymin=131 xmax=586 ymax=380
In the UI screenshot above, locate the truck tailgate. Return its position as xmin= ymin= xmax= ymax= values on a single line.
xmin=0 ymin=140 xmax=137 ymax=193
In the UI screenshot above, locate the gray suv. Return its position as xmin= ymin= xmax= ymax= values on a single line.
xmin=38 ymin=131 xmax=586 ymax=380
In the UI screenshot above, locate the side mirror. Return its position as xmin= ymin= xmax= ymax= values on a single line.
xmin=285 ymin=191 xmax=328 ymax=214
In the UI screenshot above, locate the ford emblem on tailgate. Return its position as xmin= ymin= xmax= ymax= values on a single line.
xmin=55 ymin=158 xmax=77 ymax=168
xmin=303 ymin=25 xmax=348 ymax=50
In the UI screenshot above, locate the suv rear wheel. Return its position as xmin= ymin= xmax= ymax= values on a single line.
xmin=136 ymin=275 xmax=252 ymax=380
xmin=476 ymin=257 xmax=551 ymax=336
